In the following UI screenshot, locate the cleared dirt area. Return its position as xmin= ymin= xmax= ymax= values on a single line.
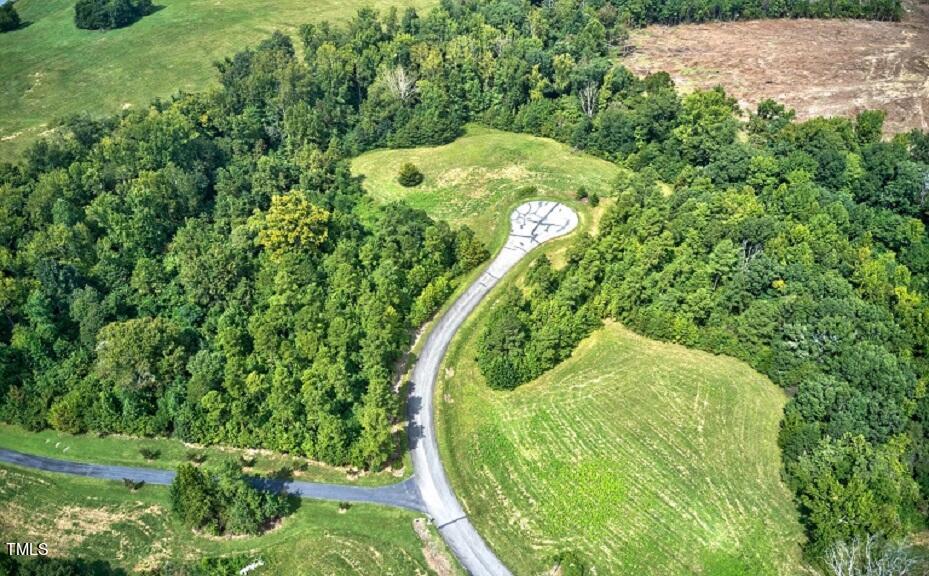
xmin=626 ymin=3 xmax=929 ymax=134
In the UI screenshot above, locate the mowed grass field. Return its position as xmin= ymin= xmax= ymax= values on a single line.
xmin=0 ymin=423 xmax=405 ymax=486
xmin=352 ymin=125 xmax=621 ymax=252
xmin=0 ymin=0 xmax=434 ymax=161
xmin=0 ymin=463 xmax=450 ymax=574
xmin=438 ymin=313 xmax=805 ymax=575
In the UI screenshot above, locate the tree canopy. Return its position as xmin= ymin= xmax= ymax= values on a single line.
xmin=1 ymin=0 xmax=925 ymax=563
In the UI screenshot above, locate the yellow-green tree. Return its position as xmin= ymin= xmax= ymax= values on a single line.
xmin=255 ymin=191 xmax=330 ymax=260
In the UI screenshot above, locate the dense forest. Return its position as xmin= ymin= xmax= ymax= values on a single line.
xmin=0 ymin=0 xmax=924 ymax=562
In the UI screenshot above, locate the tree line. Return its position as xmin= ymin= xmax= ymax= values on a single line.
xmin=0 ymin=0 xmax=924 ymax=565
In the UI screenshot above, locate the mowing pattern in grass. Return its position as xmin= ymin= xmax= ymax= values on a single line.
xmin=438 ymin=319 xmax=805 ymax=575
xmin=352 ymin=125 xmax=620 ymax=251
xmin=0 ymin=463 xmax=438 ymax=574
xmin=0 ymin=0 xmax=433 ymax=160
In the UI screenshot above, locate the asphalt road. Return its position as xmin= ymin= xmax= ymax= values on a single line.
xmin=0 ymin=448 xmax=425 ymax=512
xmin=408 ymin=201 xmax=578 ymax=576
xmin=0 ymin=200 xmax=578 ymax=575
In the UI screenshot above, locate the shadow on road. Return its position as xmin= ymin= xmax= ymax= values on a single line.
xmin=407 ymin=393 xmax=424 ymax=450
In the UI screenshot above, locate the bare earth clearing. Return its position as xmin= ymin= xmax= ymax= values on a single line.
xmin=626 ymin=3 xmax=929 ymax=133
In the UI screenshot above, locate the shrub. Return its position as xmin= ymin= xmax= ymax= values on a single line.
xmin=170 ymin=461 xmax=289 ymax=535
xmin=0 ymin=2 xmax=21 ymax=32
xmin=186 ymin=450 xmax=207 ymax=463
xmin=239 ymin=454 xmax=256 ymax=468
xmin=74 ymin=0 xmax=153 ymax=30
xmin=123 ymin=478 xmax=145 ymax=491
xmin=575 ymin=186 xmax=588 ymax=200
xmin=397 ymin=162 xmax=424 ymax=187
xmin=589 ymin=192 xmax=600 ymax=207
xmin=139 ymin=447 xmax=160 ymax=460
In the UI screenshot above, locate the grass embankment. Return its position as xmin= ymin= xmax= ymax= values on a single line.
xmin=0 ymin=0 xmax=434 ymax=161
xmin=352 ymin=124 xmax=620 ymax=253
xmin=0 ymin=463 xmax=448 ymax=574
xmin=438 ymin=313 xmax=805 ymax=574
xmin=0 ymin=423 xmax=402 ymax=486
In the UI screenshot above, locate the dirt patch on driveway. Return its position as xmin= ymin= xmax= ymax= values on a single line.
xmin=625 ymin=3 xmax=929 ymax=134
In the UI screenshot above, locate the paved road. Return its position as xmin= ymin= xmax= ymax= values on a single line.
xmin=0 ymin=448 xmax=425 ymax=512
xmin=408 ymin=201 xmax=578 ymax=576
xmin=0 ymin=200 xmax=578 ymax=575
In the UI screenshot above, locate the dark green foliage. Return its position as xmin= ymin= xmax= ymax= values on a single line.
xmin=122 ymin=477 xmax=144 ymax=490
xmin=138 ymin=448 xmax=159 ymax=460
xmin=2 ymin=0 xmax=925 ymax=560
xmin=170 ymin=461 xmax=288 ymax=535
xmin=478 ymin=92 xmax=929 ymax=556
xmin=74 ymin=0 xmax=154 ymax=30
xmin=397 ymin=162 xmax=424 ymax=187
xmin=0 ymin=554 xmax=126 ymax=576
xmin=0 ymin=2 xmax=21 ymax=32
xmin=0 ymin=21 xmax=486 ymax=468
xmin=788 ymin=435 xmax=918 ymax=556
xmin=604 ymin=0 xmax=901 ymax=24
xmin=576 ymin=186 xmax=589 ymax=200
xmin=0 ymin=551 xmax=259 ymax=575
xmin=589 ymin=192 xmax=600 ymax=206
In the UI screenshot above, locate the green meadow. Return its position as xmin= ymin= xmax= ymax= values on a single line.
xmin=437 ymin=308 xmax=805 ymax=574
xmin=352 ymin=124 xmax=621 ymax=252
xmin=0 ymin=463 xmax=447 ymax=574
xmin=0 ymin=0 xmax=433 ymax=160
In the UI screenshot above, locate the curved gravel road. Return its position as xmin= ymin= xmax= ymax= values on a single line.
xmin=408 ymin=201 xmax=578 ymax=576
xmin=0 ymin=201 xmax=578 ymax=576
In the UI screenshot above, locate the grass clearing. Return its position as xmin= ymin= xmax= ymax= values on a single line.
xmin=0 ymin=0 xmax=434 ymax=161
xmin=352 ymin=124 xmax=621 ymax=252
xmin=437 ymin=309 xmax=806 ymax=575
xmin=0 ymin=423 xmax=405 ymax=486
xmin=0 ymin=462 xmax=452 ymax=574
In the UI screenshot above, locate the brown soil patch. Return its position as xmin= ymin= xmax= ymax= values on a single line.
xmin=626 ymin=3 xmax=929 ymax=134
xmin=412 ymin=518 xmax=456 ymax=576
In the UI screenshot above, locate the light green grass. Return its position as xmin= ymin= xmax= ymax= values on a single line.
xmin=352 ymin=124 xmax=621 ymax=252
xmin=437 ymin=312 xmax=806 ymax=575
xmin=0 ymin=423 xmax=405 ymax=486
xmin=0 ymin=463 xmax=450 ymax=574
xmin=0 ymin=0 xmax=434 ymax=161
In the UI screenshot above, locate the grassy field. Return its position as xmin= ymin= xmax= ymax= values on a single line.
xmin=437 ymin=310 xmax=806 ymax=574
xmin=0 ymin=463 xmax=455 ymax=574
xmin=0 ymin=423 xmax=405 ymax=486
xmin=352 ymin=124 xmax=621 ymax=252
xmin=0 ymin=0 xmax=434 ymax=161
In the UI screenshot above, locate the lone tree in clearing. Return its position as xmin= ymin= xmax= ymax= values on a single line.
xmin=397 ymin=162 xmax=424 ymax=187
